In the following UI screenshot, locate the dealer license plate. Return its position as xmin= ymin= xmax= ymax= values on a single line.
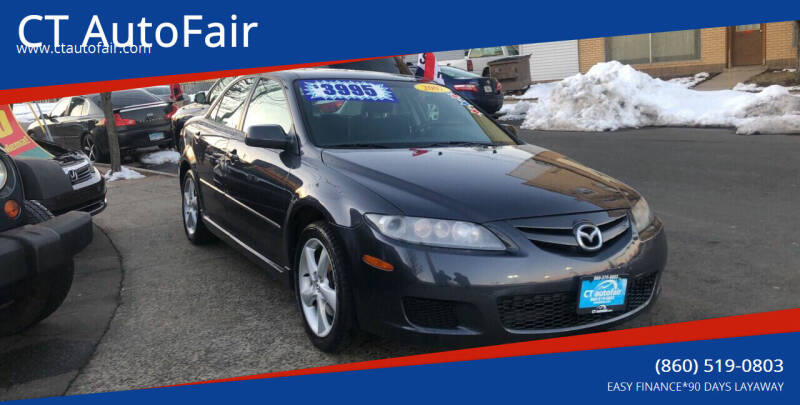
xmin=484 ymin=85 xmax=493 ymax=93
xmin=577 ymin=275 xmax=627 ymax=315
xmin=149 ymin=132 xmax=165 ymax=142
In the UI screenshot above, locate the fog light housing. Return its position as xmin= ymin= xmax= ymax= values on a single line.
xmin=4 ymin=200 xmax=20 ymax=219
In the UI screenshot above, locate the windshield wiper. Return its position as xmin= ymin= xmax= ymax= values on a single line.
xmin=324 ymin=143 xmax=392 ymax=149
xmin=415 ymin=141 xmax=496 ymax=148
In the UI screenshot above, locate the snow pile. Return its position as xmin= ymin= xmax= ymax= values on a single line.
xmin=104 ymin=166 xmax=145 ymax=182
xmin=667 ymin=72 xmax=709 ymax=88
xmin=498 ymin=101 xmax=532 ymax=120
xmin=510 ymin=82 xmax=558 ymax=100
xmin=139 ymin=150 xmax=180 ymax=165
xmin=518 ymin=61 xmax=800 ymax=134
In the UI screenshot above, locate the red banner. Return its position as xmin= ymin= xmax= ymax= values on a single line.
xmin=0 ymin=104 xmax=52 ymax=158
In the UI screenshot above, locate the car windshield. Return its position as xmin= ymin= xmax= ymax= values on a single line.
xmin=146 ymin=86 xmax=170 ymax=95
xmin=89 ymin=90 xmax=161 ymax=109
xmin=295 ymin=80 xmax=515 ymax=149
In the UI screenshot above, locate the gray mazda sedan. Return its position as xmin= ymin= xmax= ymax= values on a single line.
xmin=178 ymin=69 xmax=667 ymax=352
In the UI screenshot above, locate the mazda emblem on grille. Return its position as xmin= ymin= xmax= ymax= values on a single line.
xmin=68 ymin=170 xmax=78 ymax=182
xmin=574 ymin=223 xmax=603 ymax=251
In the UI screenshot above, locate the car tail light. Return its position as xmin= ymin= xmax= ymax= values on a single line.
xmin=453 ymin=84 xmax=478 ymax=92
xmin=496 ymin=81 xmax=502 ymax=92
xmin=100 ymin=113 xmax=136 ymax=127
xmin=165 ymin=104 xmax=178 ymax=119
xmin=466 ymin=60 xmax=473 ymax=71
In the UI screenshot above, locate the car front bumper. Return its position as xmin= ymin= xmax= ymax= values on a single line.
xmin=340 ymin=215 xmax=667 ymax=347
xmin=0 ymin=211 xmax=93 ymax=293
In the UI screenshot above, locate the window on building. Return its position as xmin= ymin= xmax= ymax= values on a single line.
xmin=606 ymin=30 xmax=701 ymax=64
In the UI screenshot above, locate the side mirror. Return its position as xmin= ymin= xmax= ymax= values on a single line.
xmin=193 ymin=91 xmax=207 ymax=104
xmin=502 ymin=124 xmax=517 ymax=136
xmin=245 ymin=124 xmax=291 ymax=150
xmin=39 ymin=113 xmax=50 ymax=120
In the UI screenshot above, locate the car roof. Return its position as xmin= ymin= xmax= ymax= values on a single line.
xmin=260 ymin=68 xmax=418 ymax=82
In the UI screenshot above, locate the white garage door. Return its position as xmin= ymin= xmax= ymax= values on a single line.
xmin=519 ymin=40 xmax=579 ymax=82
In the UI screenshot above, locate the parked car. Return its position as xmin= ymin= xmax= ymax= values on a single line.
xmin=172 ymin=57 xmax=412 ymax=152
xmin=0 ymin=145 xmax=93 ymax=335
xmin=27 ymin=90 xmax=177 ymax=162
xmin=178 ymin=69 xmax=667 ymax=352
xmin=170 ymin=77 xmax=236 ymax=151
xmin=409 ymin=65 xmax=504 ymax=114
xmin=440 ymin=45 xmax=520 ymax=77
xmin=35 ymin=139 xmax=107 ymax=216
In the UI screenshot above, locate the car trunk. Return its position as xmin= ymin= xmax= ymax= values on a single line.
xmin=115 ymin=102 xmax=172 ymax=132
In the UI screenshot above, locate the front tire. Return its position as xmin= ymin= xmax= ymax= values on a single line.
xmin=181 ymin=171 xmax=216 ymax=244
xmin=294 ymin=221 xmax=355 ymax=353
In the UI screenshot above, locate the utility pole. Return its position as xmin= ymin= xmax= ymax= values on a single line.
xmin=100 ymin=92 xmax=122 ymax=172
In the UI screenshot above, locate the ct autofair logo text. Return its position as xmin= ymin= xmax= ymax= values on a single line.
xmin=18 ymin=15 xmax=259 ymax=49
xmin=583 ymin=280 xmax=623 ymax=299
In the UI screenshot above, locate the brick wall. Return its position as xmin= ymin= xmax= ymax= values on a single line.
xmin=765 ymin=21 xmax=799 ymax=69
xmin=578 ymin=38 xmax=605 ymax=73
xmin=578 ymin=28 xmax=727 ymax=78
xmin=578 ymin=22 xmax=799 ymax=77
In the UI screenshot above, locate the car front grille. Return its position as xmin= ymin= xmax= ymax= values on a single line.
xmin=510 ymin=210 xmax=631 ymax=255
xmin=403 ymin=297 xmax=459 ymax=329
xmin=497 ymin=272 xmax=658 ymax=331
xmin=68 ymin=163 xmax=93 ymax=185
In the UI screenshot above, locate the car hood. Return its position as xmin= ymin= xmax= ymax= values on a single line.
xmin=321 ymin=144 xmax=638 ymax=223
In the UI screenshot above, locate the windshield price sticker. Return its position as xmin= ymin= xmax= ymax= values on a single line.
xmin=300 ymin=80 xmax=397 ymax=102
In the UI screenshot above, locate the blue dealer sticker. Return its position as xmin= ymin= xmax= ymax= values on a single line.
xmin=300 ymin=80 xmax=397 ymax=102
xmin=578 ymin=275 xmax=627 ymax=314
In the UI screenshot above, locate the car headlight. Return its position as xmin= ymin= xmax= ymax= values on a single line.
xmin=0 ymin=160 xmax=8 ymax=190
xmin=631 ymin=197 xmax=654 ymax=233
xmin=365 ymin=214 xmax=506 ymax=250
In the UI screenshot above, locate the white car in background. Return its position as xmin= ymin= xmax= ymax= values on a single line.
xmin=440 ymin=45 xmax=520 ymax=77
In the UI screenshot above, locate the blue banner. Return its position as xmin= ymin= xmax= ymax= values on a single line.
xmin=0 ymin=1 xmax=798 ymax=91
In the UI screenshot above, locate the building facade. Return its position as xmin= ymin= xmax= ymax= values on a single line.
xmin=578 ymin=21 xmax=799 ymax=78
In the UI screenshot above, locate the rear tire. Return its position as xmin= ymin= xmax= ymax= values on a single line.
xmin=181 ymin=171 xmax=216 ymax=244
xmin=0 ymin=201 xmax=74 ymax=335
xmin=82 ymin=134 xmax=109 ymax=163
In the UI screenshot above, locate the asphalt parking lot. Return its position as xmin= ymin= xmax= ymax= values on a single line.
xmin=2 ymin=126 xmax=799 ymax=399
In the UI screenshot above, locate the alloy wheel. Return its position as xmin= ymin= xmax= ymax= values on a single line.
xmin=298 ymin=238 xmax=337 ymax=337
xmin=182 ymin=176 xmax=199 ymax=236
xmin=82 ymin=137 xmax=97 ymax=162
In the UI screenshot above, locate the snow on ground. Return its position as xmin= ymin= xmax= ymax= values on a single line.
xmin=104 ymin=166 xmax=145 ymax=182
xmin=139 ymin=150 xmax=180 ymax=165
xmin=666 ymin=72 xmax=710 ymax=88
xmin=733 ymin=82 xmax=800 ymax=93
xmin=512 ymin=61 xmax=800 ymax=134
xmin=498 ymin=101 xmax=533 ymax=120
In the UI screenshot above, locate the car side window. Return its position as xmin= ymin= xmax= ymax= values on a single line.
xmin=213 ymin=78 xmax=255 ymax=129
xmin=471 ymin=47 xmax=503 ymax=58
xmin=68 ymin=98 xmax=86 ymax=117
xmin=507 ymin=45 xmax=519 ymax=56
xmin=208 ymin=76 xmax=235 ymax=104
xmin=242 ymin=79 xmax=293 ymax=133
xmin=50 ymin=98 xmax=70 ymax=117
